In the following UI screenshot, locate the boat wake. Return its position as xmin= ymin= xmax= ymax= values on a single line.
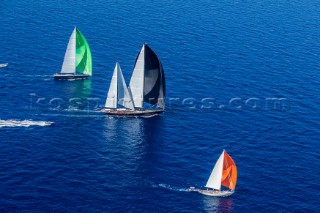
xmin=140 ymin=114 xmax=160 ymax=118
xmin=0 ymin=119 xmax=54 ymax=128
xmin=153 ymin=183 xmax=190 ymax=192
xmin=24 ymin=74 xmax=52 ymax=77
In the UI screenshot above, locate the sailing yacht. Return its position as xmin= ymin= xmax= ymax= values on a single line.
xmin=54 ymin=27 xmax=92 ymax=80
xmin=103 ymin=43 xmax=165 ymax=116
xmin=0 ymin=63 xmax=8 ymax=68
xmin=197 ymin=150 xmax=237 ymax=197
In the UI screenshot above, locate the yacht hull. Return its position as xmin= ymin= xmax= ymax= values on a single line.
xmin=102 ymin=109 xmax=164 ymax=116
xmin=198 ymin=190 xmax=234 ymax=197
xmin=53 ymin=73 xmax=90 ymax=80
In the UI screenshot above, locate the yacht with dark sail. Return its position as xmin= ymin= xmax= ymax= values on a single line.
xmin=54 ymin=27 xmax=92 ymax=80
xmin=103 ymin=43 xmax=165 ymax=116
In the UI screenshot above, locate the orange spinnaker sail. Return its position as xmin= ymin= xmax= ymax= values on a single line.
xmin=221 ymin=151 xmax=237 ymax=190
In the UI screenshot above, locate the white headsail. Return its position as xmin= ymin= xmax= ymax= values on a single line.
xmin=105 ymin=63 xmax=134 ymax=110
xmin=61 ymin=28 xmax=76 ymax=74
xmin=205 ymin=150 xmax=225 ymax=190
xmin=117 ymin=64 xmax=134 ymax=110
xmin=105 ymin=63 xmax=119 ymax=108
xmin=129 ymin=44 xmax=145 ymax=108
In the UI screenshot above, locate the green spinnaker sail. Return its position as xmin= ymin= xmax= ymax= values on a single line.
xmin=75 ymin=29 xmax=92 ymax=76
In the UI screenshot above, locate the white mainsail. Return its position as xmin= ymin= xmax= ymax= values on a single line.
xmin=61 ymin=28 xmax=76 ymax=74
xmin=205 ymin=150 xmax=225 ymax=190
xmin=105 ymin=63 xmax=134 ymax=110
xmin=129 ymin=44 xmax=145 ymax=108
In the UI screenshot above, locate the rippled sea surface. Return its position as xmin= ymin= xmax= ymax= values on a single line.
xmin=1 ymin=0 xmax=320 ymax=212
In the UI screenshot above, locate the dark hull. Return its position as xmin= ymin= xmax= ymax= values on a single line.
xmin=53 ymin=73 xmax=90 ymax=80
xmin=102 ymin=109 xmax=164 ymax=116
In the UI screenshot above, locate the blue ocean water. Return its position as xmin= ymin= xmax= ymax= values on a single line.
xmin=1 ymin=0 xmax=320 ymax=212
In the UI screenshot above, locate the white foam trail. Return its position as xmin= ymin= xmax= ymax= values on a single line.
xmin=141 ymin=114 xmax=159 ymax=118
xmin=24 ymin=74 xmax=52 ymax=77
xmin=153 ymin=183 xmax=190 ymax=192
xmin=0 ymin=119 xmax=54 ymax=128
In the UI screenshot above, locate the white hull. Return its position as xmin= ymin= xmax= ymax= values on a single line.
xmin=0 ymin=63 xmax=8 ymax=67
xmin=198 ymin=189 xmax=234 ymax=197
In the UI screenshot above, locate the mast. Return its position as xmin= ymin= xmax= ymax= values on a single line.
xmin=116 ymin=64 xmax=119 ymax=108
xmin=143 ymin=44 xmax=146 ymax=109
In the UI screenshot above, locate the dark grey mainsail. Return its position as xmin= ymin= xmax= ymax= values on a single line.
xmin=129 ymin=43 xmax=165 ymax=110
